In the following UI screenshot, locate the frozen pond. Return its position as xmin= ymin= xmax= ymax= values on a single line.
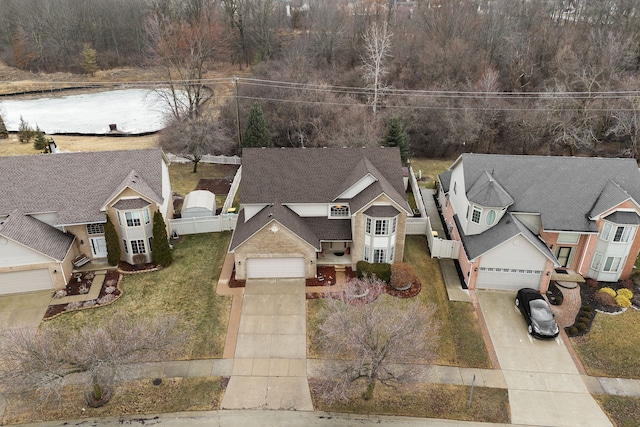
xmin=0 ymin=89 xmax=182 ymax=134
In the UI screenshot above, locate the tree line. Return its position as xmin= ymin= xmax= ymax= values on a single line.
xmin=3 ymin=0 xmax=640 ymax=158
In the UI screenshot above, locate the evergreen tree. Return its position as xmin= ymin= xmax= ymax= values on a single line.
xmin=104 ymin=215 xmax=121 ymax=266
xmin=152 ymin=210 xmax=172 ymax=267
xmin=383 ymin=117 xmax=410 ymax=166
xmin=243 ymin=102 xmax=271 ymax=148
xmin=0 ymin=114 xmax=8 ymax=139
xmin=18 ymin=116 xmax=35 ymax=144
xmin=33 ymin=127 xmax=47 ymax=151
xmin=80 ymin=43 xmax=98 ymax=76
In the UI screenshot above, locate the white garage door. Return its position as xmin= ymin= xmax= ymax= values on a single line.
xmin=246 ymin=257 xmax=305 ymax=279
xmin=476 ymin=267 xmax=542 ymax=291
xmin=0 ymin=269 xmax=53 ymax=295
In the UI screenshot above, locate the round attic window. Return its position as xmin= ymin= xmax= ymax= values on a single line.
xmin=486 ymin=210 xmax=496 ymax=226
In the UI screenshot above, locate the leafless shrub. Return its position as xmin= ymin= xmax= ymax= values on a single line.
xmin=97 ymin=294 xmax=116 ymax=305
xmin=53 ymin=290 xmax=67 ymax=299
xmin=65 ymin=301 xmax=82 ymax=310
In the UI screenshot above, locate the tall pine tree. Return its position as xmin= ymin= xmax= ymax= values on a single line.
xmin=152 ymin=210 xmax=172 ymax=267
xmin=104 ymin=215 xmax=121 ymax=266
xmin=80 ymin=43 xmax=98 ymax=76
xmin=383 ymin=117 xmax=410 ymax=166
xmin=0 ymin=114 xmax=8 ymax=139
xmin=243 ymin=102 xmax=271 ymax=149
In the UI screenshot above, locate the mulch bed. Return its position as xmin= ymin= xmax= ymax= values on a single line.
xmin=44 ymin=269 xmax=122 ymax=320
xmin=118 ymin=260 xmax=158 ymax=273
xmin=580 ymin=278 xmax=639 ymax=314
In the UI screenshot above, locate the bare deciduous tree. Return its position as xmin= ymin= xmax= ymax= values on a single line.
xmin=313 ymin=277 xmax=439 ymax=402
xmin=0 ymin=313 xmax=185 ymax=408
xmin=159 ymin=115 xmax=235 ymax=172
xmin=361 ymin=21 xmax=392 ymax=117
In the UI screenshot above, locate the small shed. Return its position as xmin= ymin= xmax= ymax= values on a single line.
xmin=181 ymin=190 xmax=216 ymax=218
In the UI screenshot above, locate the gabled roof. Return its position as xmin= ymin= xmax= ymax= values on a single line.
xmin=438 ymin=170 xmax=452 ymax=193
xmin=0 ymin=149 xmax=166 ymax=226
xmin=604 ymin=211 xmax=640 ymax=225
xmin=466 ymin=171 xmax=513 ymax=208
xmin=240 ymin=147 xmax=410 ymax=212
xmin=453 ymin=154 xmax=640 ymax=232
xmin=455 ymin=212 xmax=557 ymax=263
xmin=229 ymin=204 xmax=352 ymax=251
xmin=589 ymin=180 xmax=635 ymax=219
xmin=0 ymin=211 xmax=74 ymax=261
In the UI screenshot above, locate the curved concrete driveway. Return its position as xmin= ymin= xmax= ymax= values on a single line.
xmin=476 ymin=290 xmax=612 ymax=427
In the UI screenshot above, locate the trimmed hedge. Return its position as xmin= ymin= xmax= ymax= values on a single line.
xmin=356 ymin=260 xmax=392 ymax=284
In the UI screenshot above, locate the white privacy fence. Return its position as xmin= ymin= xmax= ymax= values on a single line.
xmin=405 ymin=166 xmax=429 ymax=235
xmin=166 ymin=153 xmax=242 ymax=165
xmin=169 ymin=166 xmax=242 ymax=235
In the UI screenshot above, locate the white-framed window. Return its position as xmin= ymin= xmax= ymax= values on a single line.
xmin=392 ymin=217 xmax=397 ymax=233
xmin=117 ymin=212 xmax=122 ymax=226
xmin=125 ymin=211 xmax=141 ymax=227
xmin=86 ymin=223 xmax=105 ymax=235
xmin=144 ymin=208 xmax=150 ymax=224
xmin=131 ymin=239 xmax=146 ymax=254
xmin=471 ymin=206 xmax=481 ymax=224
xmin=122 ymin=239 xmax=128 ymax=254
xmin=557 ymin=233 xmax=580 ymax=244
xmin=603 ymin=256 xmax=622 ymax=272
xmin=453 ymin=182 xmax=457 ymax=194
xmin=591 ymin=253 xmax=602 ymax=270
xmin=389 ymin=246 xmax=394 ymax=262
xmin=364 ymin=245 xmax=370 ymax=262
xmin=148 ymin=237 xmax=153 ymax=252
xmin=601 ymin=222 xmax=612 ymax=241
xmin=375 ymin=219 xmax=389 ymax=235
xmin=365 ymin=218 xmax=371 ymax=234
xmin=613 ymin=226 xmax=632 ymax=243
xmin=486 ymin=210 xmax=496 ymax=226
xmin=330 ymin=205 xmax=350 ymax=217
xmin=373 ymin=249 xmax=387 ymax=263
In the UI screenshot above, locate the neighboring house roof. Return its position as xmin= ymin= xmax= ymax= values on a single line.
xmin=450 ymin=154 xmax=640 ymax=232
xmin=240 ymin=147 xmax=411 ymax=213
xmin=230 ymin=204 xmax=351 ymax=251
xmin=0 ymin=211 xmax=74 ymax=261
xmin=0 ymin=149 xmax=166 ymax=225
xmin=438 ymin=170 xmax=452 ymax=193
xmin=454 ymin=212 xmax=557 ymax=264
xmin=466 ymin=170 xmax=514 ymax=208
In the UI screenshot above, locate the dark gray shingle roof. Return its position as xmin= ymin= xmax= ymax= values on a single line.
xmin=363 ymin=205 xmax=400 ymax=217
xmin=112 ymin=198 xmax=151 ymax=210
xmin=458 ymin=154 xmax=640 ymax=232
xmin=0 ymin=149 xmax=165 ymax=225
xmin=0 ymin=211 xmax=74 ymax=260
xmin=604 ymin=211 xmax=640 ymax=225
xmin=240 ymin=147 xmax=410 ymax=212
xmin=466 ymin=171 xmax=514 ymax=208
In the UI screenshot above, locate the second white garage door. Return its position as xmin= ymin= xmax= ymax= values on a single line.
xmin=246 ymin=257 xmax=305 ymax=279
xmin=475 ymin=267 xmax=543 ymax=291
xmin=0 ymin=269 xmax=53 ymax=295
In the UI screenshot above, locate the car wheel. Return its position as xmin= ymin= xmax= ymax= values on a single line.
xmin=528 ymin=324 xmax=533 ymax=335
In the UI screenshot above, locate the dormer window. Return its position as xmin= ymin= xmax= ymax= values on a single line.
xmin=486 ymin=210 xmax=496 ymax=226
xmin=125 ymin=211 xmax=141 ymax=227
xmin=330 ymin=205 xmax=349 ymax=217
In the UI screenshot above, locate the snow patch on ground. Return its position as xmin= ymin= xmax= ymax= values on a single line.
xmin=0 ymin=89 xmax=183 ymax=134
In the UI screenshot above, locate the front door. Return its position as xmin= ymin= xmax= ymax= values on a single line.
xmin=90 ymin=237 xmax=108 ymax=258
xmin=556 ymin=246 xmax=573 ymax=268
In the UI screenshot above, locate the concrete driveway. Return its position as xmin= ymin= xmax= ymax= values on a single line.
xmin=476 ymin=290 xmax=612 ymax=427
xmin=0 ymin=290 xmax=51 ymax=329
xmin=221 ymin=278 xmax=313 ymax=411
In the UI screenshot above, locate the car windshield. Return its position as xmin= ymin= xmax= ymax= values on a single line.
xmin=530 ymin=300 xmax=554 ymax=321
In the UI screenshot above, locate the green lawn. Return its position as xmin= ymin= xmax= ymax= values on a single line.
xmin=571 ymin=308 xmax=640 ymax=378
xmin=45 ymin=232 xmax=232 ymax=359
xmin=403 ymin=236 xmax=491 ymax=368
xmin=409 ymin=158 xmax=454 ymax=188
xmin=169 ymin=163 xmax=239 ymax=197
xmin=307 ymin=236 xmax=491 ymax=369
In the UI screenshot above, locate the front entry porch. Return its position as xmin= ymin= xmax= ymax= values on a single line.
xmin=317 ymin=241 xmax=352 ymax=266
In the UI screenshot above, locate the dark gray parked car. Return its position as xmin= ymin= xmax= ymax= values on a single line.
xmin=515 ymin=288 xmax=560 ymax=339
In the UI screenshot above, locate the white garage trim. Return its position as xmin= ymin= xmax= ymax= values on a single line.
xmin=0 ymin=269 xmax=53 ymax=295
xmin=476 ymin=267 xmax=542 ymax=291
xmin=246 ymin=257 xmax=305 ymax=279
